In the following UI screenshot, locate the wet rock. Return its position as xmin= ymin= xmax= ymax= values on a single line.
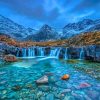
xmin=4 ymin=54 xmax=17 ymax=62
xmin=87 ymin=90 xmax=100 ymax=100
xmin=36 ymin=75 xmax=48 ymax=84
xmin=61 ymin=74 xmax=70 ymax=80
xmin=78 ymin=82 xmax=91 ymax=89
xmin=0 ymin=71 xmax=6 ymax=75
xmin=12 ymin=85 xmax=22 ymax=91
xmin=49 ymin=76 xmax=57 ymax=83
xmin=45 ymin=72 xmax=54 ymax=76
xmin=61 ymin=89 xmax=71 ymax=94
xmin=36 ymin=91 xmax=43 ymax=98
xmin=2 ymin=90 xmax=7 ymax=94
xmin=0 ymin=80 xmax=6 ymax=84
xmin=64 ymin=96 xmax=74 ymax=100
xmin=46 ymin=93 xmax=54 ymax=100
xmin=71 ymin=92 xmax=84 ymax=100
xmin=25 ymin=84 xmax=33 ymax=89
xmin=38 ymin=86 xmax=51 ymax=92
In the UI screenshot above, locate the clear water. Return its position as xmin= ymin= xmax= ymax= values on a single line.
xmin=0 ymin=57 xmax=100 ymax=100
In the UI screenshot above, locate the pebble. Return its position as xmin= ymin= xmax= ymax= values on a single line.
xmin=46 ymin=93 xmax=54 ymax=100
xmin=0 ymin=72 xmax=6 ymax=75
xmin=87 ymin=90 xmax=100 ymax=100
xmin=61 ymin=89 xmax=71 ymax=94
xmin=38 ymin=86 xmax=51 ymax=92
xmin=37 ymin=91 xmax=43 ymax=98
xmin=2 ymin=90 xmax=7 ymax=94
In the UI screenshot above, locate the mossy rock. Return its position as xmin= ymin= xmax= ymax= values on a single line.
xmin=66 ymin=59 xmax=79 ymax=64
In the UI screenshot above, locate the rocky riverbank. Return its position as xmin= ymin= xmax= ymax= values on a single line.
xmin=0 ymin=42 xmax=100 ymax=62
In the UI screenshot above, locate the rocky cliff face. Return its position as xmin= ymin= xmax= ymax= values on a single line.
xmin=0 ymin=42 xmax=100 ymax=62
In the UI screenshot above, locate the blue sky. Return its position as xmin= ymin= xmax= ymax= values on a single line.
xmin=0 ymin=0 xmax=100 ymax=29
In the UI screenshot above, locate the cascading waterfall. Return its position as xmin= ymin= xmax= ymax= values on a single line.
xmin=28 ymin=48 xmax=35 ymax=57
xmin=50 ymin=48 xmax=58 ymax=57
xmin=64 ymin=48 xmax=68 ymax=60
xmin=16 ymin=47 xmax=85 ymax=59
xmin=79 ymin=47 xmax=84 ymax=59
xmin=38 ymin=47 xmax=45 ymax=56
xmin=50 ymin=48 xmax=61 ymax=58
xmin=16 ymin=48 xmax=20 ymax=57
xmin=23 ymin=48 xmax=27 ymax=57
xmin=56 ymin=48 xmax=61 ymax=58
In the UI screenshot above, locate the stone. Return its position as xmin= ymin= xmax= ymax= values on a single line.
xmin=2 ymin=90 xmax=7 ymax=94
xmin=38 ymin=86 xmax=51 ymax=92
xmin=87 ymin=90 xmax=100 ymax=100
xmin=36 ymin=75 xmax=48 ymax=84
xmin=61 ymin=74 xmax=70 ymax=80
xmin=36 ymin=91 xmax=43 ymax=98
xmin=12 ymin=85 xmax=22 ymax=91
xmin=25 ymin=84 xmax=33 ymax=89
xmin=46 ymin=93 xmax=54 ymax=100
xmin=4 ymin=54 xmax=17 ymax=62
xmin=0 ymin=71 xmax=6 ymax=75
xmin=64 ymin=96 xmax=74 ymax=100
xmin=78 ymin=82 xmax=91 ymax=89
xmin=61 ymin=89 xmax=71 ymax=94
xmin=45 ymin=72 xmax=54 ymax=76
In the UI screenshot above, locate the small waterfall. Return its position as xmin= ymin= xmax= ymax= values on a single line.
xmin=50 ymin=48 xmax=61 ymax=58
xmin=16 ymin=48 xmax=20 ymax=57
xmin=38 ymin=47 xmax=45 ymax=56
xmin=79 ymin=47 xmax=84 ymax=59
xmin=56 ymin=48 xmax=61 ymax=58
xmin=28 ymin=48 xmax=35 ymax=57
xmin=50 ymin=48 xmax=58 ymax=57
xmin=22 ymin=48 xmax=27 ymax=57
xmin=64 ymin=48 xmax=68 ymax=60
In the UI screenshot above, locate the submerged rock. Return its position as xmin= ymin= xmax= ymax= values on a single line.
xmin=78 ymin=82 xmax=91 ymax=89
xmin=38 ymin=86 xmax=51 ymax=92
xmin=4 ymin=54 xmax=17 ymax=62
xmin=12 ymin=85 xmax=22 ymax=91
xmin=46 ymin=93 xmax=54 ymax=100
xmin=36 ymin=75 xmax=48 ymax=84
xmin=61 ymin=74 xmax=70 ymax=80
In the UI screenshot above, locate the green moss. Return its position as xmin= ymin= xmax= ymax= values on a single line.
xmin=66 ymin=59 xmax=79 ymax=64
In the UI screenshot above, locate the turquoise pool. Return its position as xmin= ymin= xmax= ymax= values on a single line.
xmin=0 ymin=57 xmax=100 ymax=100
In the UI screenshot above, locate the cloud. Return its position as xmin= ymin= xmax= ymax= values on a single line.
xmin=0 ymin=0 xmax=100 ymax=28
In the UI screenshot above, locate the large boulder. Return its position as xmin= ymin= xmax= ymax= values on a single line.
xmin=36 ymin=75 xmax=48 ymax=84
xmin=4 ymin=54 xmax=17 ymax=62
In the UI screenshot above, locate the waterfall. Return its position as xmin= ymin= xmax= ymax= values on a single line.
xmin=79 ymin=47 xmax=84 ymax=59
xmin=22 ymin=48 xmax=27 ymax=57
xmin=50 ymin=48 xmax=58 ymax=57
xmin=28 ymin=48 xmax=35 ymax=57
xmin=38 ymin=47 xmax=45 ymax=56
xmin=50 ymin=48 xmax=61 ymax=58
xmin=64 ymin=48 xmax=68 ymax=60
xmin=56 ymin=48 xmax=61 ymax=58
xmin=16 ymin=48 xmax=20 ymax=57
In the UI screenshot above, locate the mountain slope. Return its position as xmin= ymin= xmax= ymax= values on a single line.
xmin=63 ymin=19 xmax=100 ymax=39
xmin=0 ymin=31 xmax=100 ymax=47
xmin=25 ymin=24 xmax=59 ymax=42
xmin=0 ymin=15 xmax=36 ymax=40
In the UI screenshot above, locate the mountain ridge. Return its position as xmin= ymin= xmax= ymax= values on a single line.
xmin=0 ymin=14 xmax=100 ymax=41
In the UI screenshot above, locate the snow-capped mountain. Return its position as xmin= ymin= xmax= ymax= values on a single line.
xmin=25 ymin=24 xmax=59 ymax=41
xmin=0 ymin=14 xmax=100 ymax=41
xmin=63 ymin=19 xmax=100 ymax=39
xmin=0 ymin=15 xmax=36 ymax=40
